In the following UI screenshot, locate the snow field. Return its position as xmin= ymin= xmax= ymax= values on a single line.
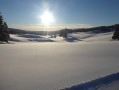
xmin=0 ymin=31 xmax=119 ymax=90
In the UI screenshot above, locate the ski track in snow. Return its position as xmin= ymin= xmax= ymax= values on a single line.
xmin=0 ymin=31 xmax=119 ymax=90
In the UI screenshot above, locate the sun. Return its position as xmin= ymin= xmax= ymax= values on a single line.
xmin=41 ymin=10 xmax=54 ymax=25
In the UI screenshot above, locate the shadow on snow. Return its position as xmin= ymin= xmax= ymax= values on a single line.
xmin=9 ymin=38 xmax=21 ymax=42
xmin=62 ymin=72 xmax=119 ymax=90
xmin=28 ymin=39 xmax=54 ymax=42
xmin=66 ymin=36 xmax=82 ymax=42
xmin=18 ymin=35 xmax=42 ymax=38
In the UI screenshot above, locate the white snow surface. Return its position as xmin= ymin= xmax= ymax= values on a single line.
xmin=0 ymin=31 xmax=119 ymax=90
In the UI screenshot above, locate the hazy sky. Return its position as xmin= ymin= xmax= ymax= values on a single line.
xmin=0 ymin=0 xmax=119 ymax=31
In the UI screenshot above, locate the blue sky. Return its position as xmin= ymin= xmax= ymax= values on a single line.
xmin=0 ymin=0 xmax=119 ymax=31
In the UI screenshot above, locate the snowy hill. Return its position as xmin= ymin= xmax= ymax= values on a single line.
xmin=9 ymin=31 xmax=114 ymax=43
xmin=0 ymin=31 xmax=119 ymax=90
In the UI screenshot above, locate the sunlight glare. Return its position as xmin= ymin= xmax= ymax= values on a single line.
xmin=41 ymin=10 xmax=54 ymax=25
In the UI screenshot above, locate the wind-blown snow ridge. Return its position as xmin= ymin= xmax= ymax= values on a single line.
xmin=62 ymin=72 xmax=119 ymax=90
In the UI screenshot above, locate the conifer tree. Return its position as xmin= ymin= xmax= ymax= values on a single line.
xmin=112 ymin=27 xmax=119 ymax=40
xmin=0 ymin=12 xmax=10 ymax=43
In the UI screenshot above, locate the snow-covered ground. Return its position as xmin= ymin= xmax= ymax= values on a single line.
xmin=0 ymin=31 xmax=119 ymax=90
xmin=9 ymin=31 xmax=114 ymax=43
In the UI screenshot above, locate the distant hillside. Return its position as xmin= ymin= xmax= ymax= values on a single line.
xmin=8 ymin=24 xmax=119 ymax=35
xmin=8 ymin=28 xmax=59 ymax=35
xmin=9 ymin=28 xmax=27 ymax=34
xmin=72 ymin=24 xmax=119 ymax=32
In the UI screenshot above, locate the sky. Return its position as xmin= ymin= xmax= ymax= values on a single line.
xmin=0 ymin=0 xmax=119 ymax=31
